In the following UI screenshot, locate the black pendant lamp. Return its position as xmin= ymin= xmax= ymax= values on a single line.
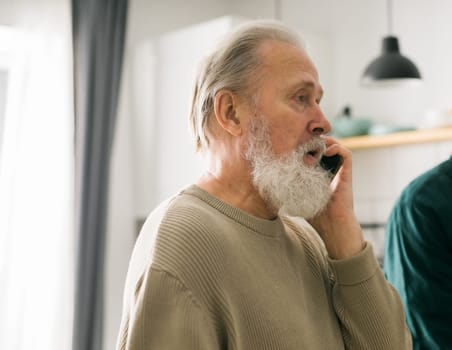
xmin=361 ymin=0 xmax=421 ymax=86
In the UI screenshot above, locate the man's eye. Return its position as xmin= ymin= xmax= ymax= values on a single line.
xmin=296 ymin=95 xmax=306 ymax=103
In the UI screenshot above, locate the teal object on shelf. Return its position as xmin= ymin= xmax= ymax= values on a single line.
xmin=332 ymin=106 xmax=372 ymax=138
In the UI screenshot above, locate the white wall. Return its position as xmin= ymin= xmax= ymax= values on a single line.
xmin=125 ymin=0 xmax=229 ymax=48
xmin=105 ymin=1 xmax=452 ymax=349
xmin=104 ymin=60 xmax=136 ymax=350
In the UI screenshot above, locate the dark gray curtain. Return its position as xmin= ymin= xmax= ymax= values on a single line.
xmin=72 ymin=0 xmax=128 ymax=349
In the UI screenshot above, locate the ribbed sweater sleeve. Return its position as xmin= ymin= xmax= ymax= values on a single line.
xmin=118 ymin=268 xmax=219 ymax=350
xmin=328 ymin=244 xmax=413 ymax=349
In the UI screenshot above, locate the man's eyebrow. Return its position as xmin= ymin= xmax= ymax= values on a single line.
xmin=300 ymin=81 xmax=315 ymax=89
xmin=296 ymin=81 xmax=324 ymax=99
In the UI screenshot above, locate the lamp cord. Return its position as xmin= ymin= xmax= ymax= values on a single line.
xmin=387 ymin=0 xmax=393 ymax=34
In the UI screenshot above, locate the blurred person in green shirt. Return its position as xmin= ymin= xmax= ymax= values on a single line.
xmin=385 ymin=155 xmax=452 ymax=350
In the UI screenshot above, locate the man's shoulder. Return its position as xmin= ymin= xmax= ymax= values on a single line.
xmin=122 ymin=188 xmax=233 ymax=318
xmin=126 ymin=187 xmax=231 ymax=291
xmin=399 ymin=159 xmax=452 ymax=207
xmin=141 ymin=186 xmax=232 ymax=271
xmin=159 ymin=186 xmax=223 ymax=227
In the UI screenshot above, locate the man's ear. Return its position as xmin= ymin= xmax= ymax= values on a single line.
xmin=213 ymin=89 xmax=242 ymax=137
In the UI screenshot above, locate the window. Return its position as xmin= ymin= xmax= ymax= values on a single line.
xmin=0 ymin=22 xmax=74 ymax=350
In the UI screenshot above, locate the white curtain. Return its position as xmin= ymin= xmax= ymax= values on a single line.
xmin=0 ymin=1 xmax=74 ymax=349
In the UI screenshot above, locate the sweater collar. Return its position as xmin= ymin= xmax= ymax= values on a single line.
xmin=182 ymin=185 xmax=285 ymax=237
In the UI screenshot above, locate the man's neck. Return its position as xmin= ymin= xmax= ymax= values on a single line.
xmin=196 ymin=171 xmax=278 ymax=220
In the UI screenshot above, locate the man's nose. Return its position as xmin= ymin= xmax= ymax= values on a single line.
xmin=310 ymin=107 xmax=331 ymax=136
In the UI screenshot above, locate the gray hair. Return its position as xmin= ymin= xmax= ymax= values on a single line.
xmin=189 ymin=20 xmax=305 ymax=152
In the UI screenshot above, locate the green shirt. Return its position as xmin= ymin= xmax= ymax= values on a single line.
xmin=117 ymin=185 xmax=411 ymax=349
xmin=385 ymin=156 xmax=452 ymax=350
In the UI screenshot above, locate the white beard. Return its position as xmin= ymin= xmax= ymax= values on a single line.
xmin=244 ymin=116 xmax=332 ymax=219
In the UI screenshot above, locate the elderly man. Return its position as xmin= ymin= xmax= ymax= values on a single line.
xmin=116 ymin=21 xmax=411 ymax=349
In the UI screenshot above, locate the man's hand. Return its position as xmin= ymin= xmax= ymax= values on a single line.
xmin=308 ymin=136 xmax=364 ymax=259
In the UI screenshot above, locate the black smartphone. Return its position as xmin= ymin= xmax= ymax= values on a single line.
xmin=319 ymin=154 xmax=343 ymax=178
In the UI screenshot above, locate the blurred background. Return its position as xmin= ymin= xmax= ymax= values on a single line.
xmin=0 ymin=0 xmax=451 ymax=349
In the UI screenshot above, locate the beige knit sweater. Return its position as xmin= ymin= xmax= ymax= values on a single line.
xmin=116 ymin=185 xmax=411 ymax=349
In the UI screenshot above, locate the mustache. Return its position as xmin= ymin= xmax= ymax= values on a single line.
xmin=293 ymin=137 xmax=326 ymax=160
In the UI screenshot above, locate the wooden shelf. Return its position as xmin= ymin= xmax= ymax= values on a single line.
xmin=340 ymin=126 xmax=452 ymax=150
